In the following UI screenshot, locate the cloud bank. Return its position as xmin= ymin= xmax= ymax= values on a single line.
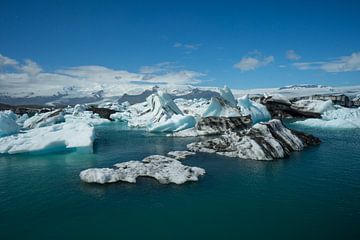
xmin=0 ymin=53 xmax=205 ymax=97
xmin=294 ymin=52 xmax=360 ymax=72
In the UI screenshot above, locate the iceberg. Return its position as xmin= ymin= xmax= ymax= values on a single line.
xmin=174 ymin=98 xmax=210 ymax=118
xmin=23 ymin=109 xmax=65 ymax=129
xmin=147 ymin=114 xmax=196 ymax=132
xmin=65 ymin=105 xmax=110 ymax=126
xmin=146 ymin=91 xmax=196 ymax=132
xmin=187 ymin=119 xmax=320 ymax=160
xmin=202 ymin=97 xmax=241 ymax=117
xmin=237 ymin=95 xmax=271 ymax=123
xmin=0 ymin=110 xmax=20 ymax=137
xmin=0 ymin=121 xmax=94 ymax=154
xmin=80 ymin=155 xmax=205 ymax=184
xmin=292 ymin=99 xmax=335 ymax=114
xmin=219 ymin=85 xmax=237 ymax=107
xmin=293 ymin=107 xmax=360 ymax=129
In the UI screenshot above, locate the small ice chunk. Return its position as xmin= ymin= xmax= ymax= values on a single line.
xmin=167 ymin=151 xmax=196 ymax=160
xmin=80 ymin=155 xmax=205 ymax=184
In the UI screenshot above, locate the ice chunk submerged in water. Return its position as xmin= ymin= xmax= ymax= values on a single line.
xmin=80 ymin=155 xmax=205 ymax=184
xmin=0 ymin=110 xmax=19 ymax=137
xmin=0 ymin=121 xmax=94 ymax=154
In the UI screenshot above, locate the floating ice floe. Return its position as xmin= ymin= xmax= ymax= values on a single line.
xmin=80 ymin=155 xmax=205 ymax=184
xmin=187 ymin=119 xmax=320 ymax=160
xmin=0 ymin=121 xmax=94 ymax=154
xmin=293 ymin=107 xmax=360 ymax=129
xmin=237 ymin=94 xmax=271 ymax=123
xmin=0 ymin=110 xmax=19 ymax=137
xmin=167 ymin=150 xmax=196 ymax=160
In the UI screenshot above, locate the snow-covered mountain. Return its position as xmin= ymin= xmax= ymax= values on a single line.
xmin=1 ymin=83 xmax=360 ymax=106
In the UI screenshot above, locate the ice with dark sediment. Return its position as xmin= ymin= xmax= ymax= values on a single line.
xmin=80 ymin=155 xmax=205 ymax=184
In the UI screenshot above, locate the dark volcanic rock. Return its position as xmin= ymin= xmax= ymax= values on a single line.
xmin=87 ymin=106 xmax=116 ymax=120
xmin=0 ymin=103 xmax=54 ymax=116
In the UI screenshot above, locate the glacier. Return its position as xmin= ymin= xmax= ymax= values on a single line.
xmin=0 ymin=110 xmax=20 ymax=137
xmin=80 ymin=155 xmax=205 ymax=184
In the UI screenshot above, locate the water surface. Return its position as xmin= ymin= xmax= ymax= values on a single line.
xmin=0 ymin=122 xmax=359 ymax=240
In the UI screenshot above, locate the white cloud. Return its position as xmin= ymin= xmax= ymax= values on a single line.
xmin=173 ymin=42 xmax=201 ymax=50
xmin=0 ymin=53 xmax=205 ymax=97
xmin=21 ymin=59 xmax=42 ymax=76
xmin=234 ymin=51 xmax=274 ymax=71
xmin=286 ymin=50 xmax=301 ymax=61
xmin=294 ymin=52 xmax=360 ymax=72
xmin=0 ymin=54 xmax=18 ymax=66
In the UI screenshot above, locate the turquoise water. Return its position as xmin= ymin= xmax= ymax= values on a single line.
xmin=0 ymin=122 xmax=359 ymax=240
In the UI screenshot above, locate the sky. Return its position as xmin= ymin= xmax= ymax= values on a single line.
xmin=0 ymin=0 xmax=360 ymax=96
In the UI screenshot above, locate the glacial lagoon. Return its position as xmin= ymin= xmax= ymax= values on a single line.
xmin=0 ymin=122 xmax=359 ymax=239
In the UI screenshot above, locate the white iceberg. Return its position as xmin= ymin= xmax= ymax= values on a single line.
xmin=65 ymin=104 xmax=110 ymax=126
xmin=147 ymin=114 xmax=196 ymax=132
xmin=174 ymin=98 xmax=210 ymax=118
xmin=202 ymin=97 xmax=241 ymax=117
xmin=237 ymin=95 xmax=271 ymax=123
xmin=293 ymin=107 xmax=360 ymax=129
xmin=219 ymin=85 xmax=237 ymax=107
xmin=80 ymin=155 xmax=205 ymax=184
xmin=23 ymin=109 xmax=65 ymax=129
xmin=146 ymin=91 xmax=196 ymax=132
xmin=0 ymin=121 xmax=94 ymax=154
xmin=0 ymin=110 xmax=20 ymax=137
xmin=16 ymin=113 xmax=29 ymax=126
xmin=292 ymin=99 xmax=335 ymax=114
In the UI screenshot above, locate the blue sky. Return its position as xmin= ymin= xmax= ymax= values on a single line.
xmin=0 ymin=0 xmax=359 ymax=93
